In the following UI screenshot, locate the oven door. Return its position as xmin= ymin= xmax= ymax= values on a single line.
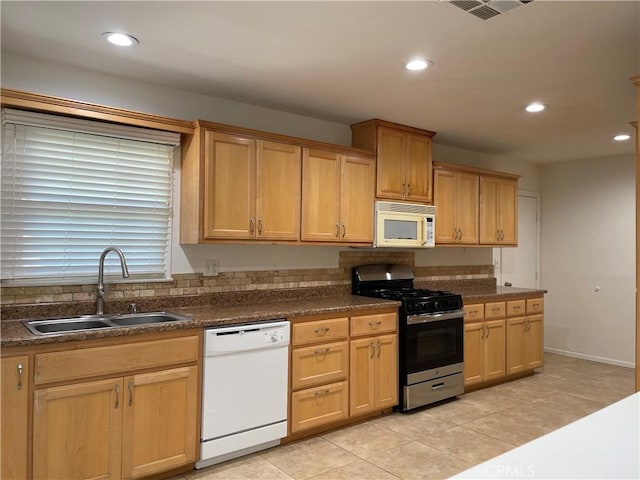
xmin=405 ymin=310 xmax=464 ymax=384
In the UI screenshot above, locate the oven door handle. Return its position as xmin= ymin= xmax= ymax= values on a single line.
xmin=407 ymin=309 xmax=465 ymax=325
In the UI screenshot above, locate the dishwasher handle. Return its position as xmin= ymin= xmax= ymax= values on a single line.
xmin=204 ymin=320 xmax=290 ymax=356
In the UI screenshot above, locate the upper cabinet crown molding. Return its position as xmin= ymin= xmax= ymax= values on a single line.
xmin=351 ymin=119 xmax=436 ymax=204
xmin=0 ymin=88 xmax=194 ymax=134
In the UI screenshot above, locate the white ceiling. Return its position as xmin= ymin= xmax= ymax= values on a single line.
xmin=1 ymin=1 xmax=639 ymax=164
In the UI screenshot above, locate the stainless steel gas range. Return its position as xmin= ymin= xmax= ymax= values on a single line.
xmin=353 ymin=264 xmax=465 ymax=412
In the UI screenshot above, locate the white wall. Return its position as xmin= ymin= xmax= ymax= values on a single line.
xmin=540 ymin=154 xmax=635 ymax=367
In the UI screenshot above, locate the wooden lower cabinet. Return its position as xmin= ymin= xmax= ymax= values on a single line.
xmin=290 ymin=381 xmax=349 ymax=433
xmin=122 ymin=366 xmax=198 ymax=479
xmin=29 ymin=331 xmax=201 ymax=480
xmin=464 ymin=319 xmax=506 ymax=387
xmin=1 ymin=355 xmax=30 ymax=480
xmin=507 ymin=315 xmax=544 ymax=375
xmin=288 ymin=310 xmax=398 ymax=438
xmin=350 ymin=334 xmax=398 ymax=416
xmin=465 ymin=297 xmax=544 ymax=390
xmin=33 ymin=378 xmax=123 ymax=480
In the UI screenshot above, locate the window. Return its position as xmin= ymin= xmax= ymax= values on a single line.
xmin=1 ymin=109 xmax=179 ymax=284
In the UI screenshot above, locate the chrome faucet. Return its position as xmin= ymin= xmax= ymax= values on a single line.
xmin=96 ymin=247 xmax=129 ymax=315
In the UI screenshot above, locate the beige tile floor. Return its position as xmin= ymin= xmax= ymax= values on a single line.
xmin=177 ymin=353 xmax=635 ymax=480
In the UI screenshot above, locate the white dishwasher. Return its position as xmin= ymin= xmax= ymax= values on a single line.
xmin=197 ymin=320 xmax=290 ymax=469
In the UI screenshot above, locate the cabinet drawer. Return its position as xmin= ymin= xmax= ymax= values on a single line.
xmin=506 ymin=300 xmax=526 ymax=317
xmin=290 ymin=381 xmax=348 ymax=433
xmin=526 ymin=297 xmax=544 ymax=314
xmin=464 ymin=304 xmax=484 ymax=323
xmin=292 ymin=317 xmax=349 ymax=346
xmin=34 ymin=335 xmax=199 ymax=385
xmin=291 ymin=341 xmax=348 ymax=390
xmin=350 ymin=313 xmax=397 ymax=337
xmin=484 ymin=302 xmax=506 ymax=320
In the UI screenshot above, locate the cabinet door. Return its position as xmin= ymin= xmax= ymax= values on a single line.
xmin=484 ymin=319 xmax=506 ymax=381
xmin=374 ymin=334 xmax=398 ymax=409
xmin=456 ymin=172 xmax=479 ymax=244
xmin=498 ymin=178 xmax=518 ymax=245
xmin=203 ymin=131 xmax=256 ymax=239
xmin=340 ymin=154 xmax=375 ymax=243
xmin=33 ymin=378 xmax=123 ymax=480
xmin=463 ymin=322 xmax=484 ymax=386
xmin=122 ymin=366 xmax=198 ymax=480
xmin=256 ymin=141 xmax=301 ymax=240
xmin=301 ymin=149 xmax=341 ymax=241
xmin=405 ymin=133 xmax=432 ymax=203
xmin=1 ymin=356 xmax=29 ymax=480
xmin=350 ymin=337 xmax=376 ymax=416
xmin=376 ymin=127 xmax=405 ymax=200
xmin=479 ymin=175 xmax=499 ymax=244
xmin=506 ymin=317 xmax=527 ymax=375
xmin=525 ymin=315 xmax=544 ymax=369
xmin=434 ymin=169 xmax=458 ymax=243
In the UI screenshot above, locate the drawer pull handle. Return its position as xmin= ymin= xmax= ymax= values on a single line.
xmin=314 ymin=327 xmax=330 ymax=336
xmin=314 ymin=389 xmax=331 ymax=397
xmin=432 ymin=382 xmax=445 ymax=390
xmin=17 ymin=362 xmax=23 ymax=391
xmin=314 ymin=348 xmax=330 ymax=356
xmin=128 ymin=380 xmax=134 ymax=406
xmin=369 ymin=320 xmax=382 ymax=328
xmin=114 ymin=384 xmax=120 ymax=409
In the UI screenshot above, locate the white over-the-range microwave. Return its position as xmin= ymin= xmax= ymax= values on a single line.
xmin=374 ymin=201 xmax=436 ymax=248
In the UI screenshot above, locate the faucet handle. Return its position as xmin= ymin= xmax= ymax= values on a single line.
xmin=128 ymin=303 xmax=138 ymax=314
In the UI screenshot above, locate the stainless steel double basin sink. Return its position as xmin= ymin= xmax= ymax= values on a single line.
xmin=22 ymin=311 xmax=193 ymax=336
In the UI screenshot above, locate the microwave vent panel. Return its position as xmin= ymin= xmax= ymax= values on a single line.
xmin=376 ymin=201 xmax=435 ymax=215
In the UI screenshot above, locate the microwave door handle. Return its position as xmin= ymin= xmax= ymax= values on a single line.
xmin=421 ymin=217 xmax=427 ymax=246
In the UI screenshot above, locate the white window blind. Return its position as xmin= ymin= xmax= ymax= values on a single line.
xmin=1 ymin=109 xmax=179 ymax=284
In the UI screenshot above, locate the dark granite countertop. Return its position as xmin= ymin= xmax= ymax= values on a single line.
xmin=0 ymin=295 xmax=401 ymax=348
xmin=453 ymin=286 xmax=547 ymax=304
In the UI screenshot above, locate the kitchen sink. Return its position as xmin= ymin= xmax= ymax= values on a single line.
xmin=22 ymin=311 xmax=193 ymax=335
xmin=109 ymin=312 xmax=193 ymax=326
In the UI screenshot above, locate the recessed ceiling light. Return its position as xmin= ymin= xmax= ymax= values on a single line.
xmin=405 ymin=59 xmax=432 ymax=71
xmin=102 ymin=32 xmax=139 ymax=47
xmin=613 ymin=134 xmax=631 ymax=141
xmin=525 ymin=102 xmax=546 ymax=113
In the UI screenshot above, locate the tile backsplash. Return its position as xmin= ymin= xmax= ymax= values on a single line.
xmin=0 ymin=251 xmax=494 ymax=319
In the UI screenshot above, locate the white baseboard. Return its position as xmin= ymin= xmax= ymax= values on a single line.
xmin=544 ymin=347 xmax=635 ymax=369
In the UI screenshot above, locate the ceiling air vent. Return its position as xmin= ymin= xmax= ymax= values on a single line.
xmin=449 ymin=0 xmax=534 ymax=20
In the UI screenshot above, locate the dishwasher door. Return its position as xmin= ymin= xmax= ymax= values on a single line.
xmin=199 ymin=320 xmax=290 ymax=467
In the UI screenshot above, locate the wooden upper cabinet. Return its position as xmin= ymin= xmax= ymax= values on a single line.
xmin=351 ymin=119 xmax=435 ymax=204
xmin=203 ymin=131 xmax=256 ymax=239
xmin=180 ymin=120 xmax=375 ymax=244
xmin=202 ymin=132 xmax=301 ymax=241
xmin=433 ymin=162 xmax=519 ymax=247
xmin=301 ymin=149 xmax=341 ymax=241
xmin=256 ymin=141 xmax=301 ymax=240
xmin=479 ymin=175 xmax=518 ymax=245
xmin=301 ymin=148 xmax=374 ymax=244
xmin=340 ymin=154 xmax=375 ymax=242
xmin=433 ymin=166 xmax=479 ymax=245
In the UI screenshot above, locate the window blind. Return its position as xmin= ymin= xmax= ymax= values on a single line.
xmin=1 ymin=109 xmax=179 ymax=284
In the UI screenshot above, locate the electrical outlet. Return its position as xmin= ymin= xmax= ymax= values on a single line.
xmin=203 ymin=259 xmax=219 ymax=277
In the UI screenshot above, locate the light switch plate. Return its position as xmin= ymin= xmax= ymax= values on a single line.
xmin=203 ymin=259 xmax=219 ymax=277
